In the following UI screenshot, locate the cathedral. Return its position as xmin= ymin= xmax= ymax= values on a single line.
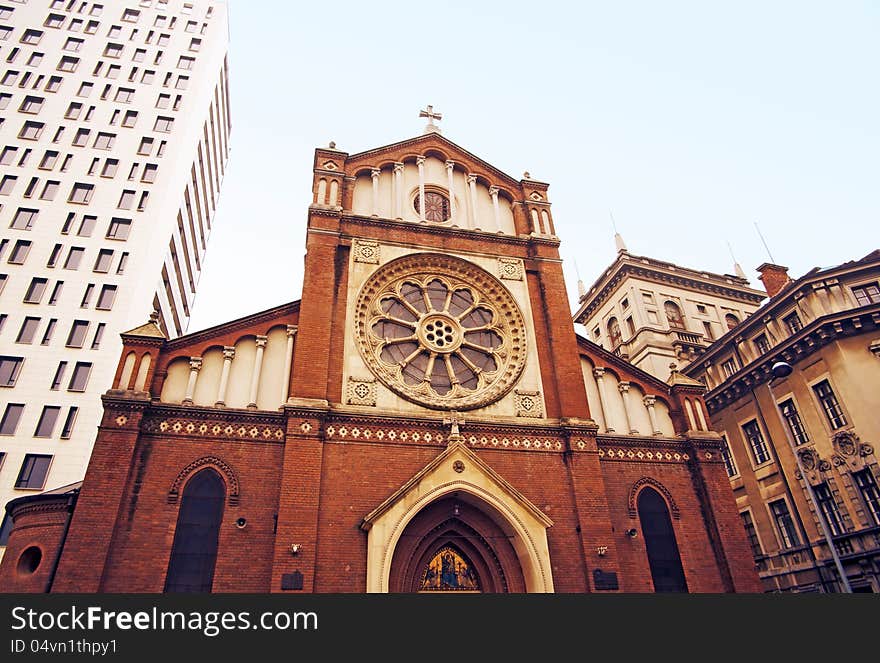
xmin=0 ymin=116 xmax=762 ymax=593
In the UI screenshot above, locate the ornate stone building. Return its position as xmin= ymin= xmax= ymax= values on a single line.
xmin=684 ymin=253 xmax=880 ymax=592
xmin=0 ymin=122 xmax=761 ymax=593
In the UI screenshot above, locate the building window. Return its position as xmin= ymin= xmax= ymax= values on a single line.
xmin=66 ymin=319 xmax=89 ymax=347
xmin=15 ymin=454 xmax=52 ymax=489
xmin=18 ymin=120 xmax=44 ymax=140
xmin=9 ymin=239 xmax=32 ymax=262
xmin=721 ymin=357 xmax=738 ymax=379
xmin=19 ymin=95 xmax=44 ymax=113
xmin=742 ymin=419 xmax=771 ymax=465
xmin=57 ymin=55 xmax=79 ymax=72
xmin=67 ymin=361 xmax=92 ymax=391
xmin=752 ymin=333 xmax=770 ymax=355
xmin=91 ymin=323 xmax=105 ymax=349
xmin=153 ymin=115 xmax=174 ymax=132
xmin=60 ymin=406 xmax=78 ymax=439
xmin=164 ymin=469 xmax=225 ymax=592
xmin=23 ymin=276 xmax=48 ymax=303
xmin=68 ymin=182 xmax=94 ymax=204
xmin=40 ymin=180 xmax=59 ymax=200
xmin=117 ymin=252 xmax=129 ymax=274
xmin=701 ymin=321 xmax=714 ymax=340
xmin=638 ymin=487 xmax=688 ymax=593
xmin=34 ymin=405 xmax=61 ymax=438
xmin=122 ymin=110 xmax=138 ymax=127
xmin=740 ymin=510 xmax=763 ymax=559
xmin=96 ymin=284 xmax=117 ymax=310
xmin=853 ymin=470 xmax=880 ymax=526
xmin=0 ymin=356 xmax=24 ymax=387
xmin=779 ymin=399 xmax=809 ymax=446
xmin=48 ymin=281 xmax=62 ymax=305
xmin=783 ymin=311 xmax=802 ymax=334
xmin=77 ymin=215 xmax=96 ymax=236
xmin=50 ymin=361 xmax=66 ymax=390
xmin=94 ymin=248 xmax=113 ymax=272
xmin=121 ymin=8 xmax=140 ymax=23
xmin=719 ymin=434 xmax=737 ymax=477
xmin=21 ymin=29 xmax=43 ymax=45
xmin=106 ymin=217 xmax=131 ymax=240
xmin=115 ymin=87 xmax=134 ymax=103
xmin=814 ymin=482 xmax=845 ymax=536
xmin=80 ymin=283 xmax=94 ymax=308
xmin=177 ymin=55 xmax=195 ymax=70
xmin=812 ymin=379 xmax=847 ymax=429
xmin=138 ymin=137 xmax=154 ymax=155
xmin=63 ymin=36 xmax=83 ymax=51
xmin=0 ymin=403 xmax=25 ymax=435
xmin=769 ymin=499 xmax=800 ymax=549
xmin=852 ymin=283 xmax=880 ymax=306
xmin=45 ymin=13 xmax=66 ymax=28
xmin=141 ymin=163 xmax=158 ymax=182
xmin=725 ymin=313 xmax=740 ymax=330
xmin=664 ymin=301 xmax=685 ymax=330
xmin=72 ymin=127 xmax=90 ymax=146
xmin=93 ymin=131 xmax=116 ymax=150
xmin=63 ymin=246 xmax=84 ymax=269
xmin=102 ymin=159 xmax=119 ymax=177
xmin=104 ymin=42 xmax=123 ymax=58
xmin=77 ymin=81 xmax=93 ymax=97
xmin=16 ymin=316 xmax=40 ymax=344
xmin=41 ymin=318 xmax=56 ymax=345
xmin=118 ymin=189 xmax=135 ymax=209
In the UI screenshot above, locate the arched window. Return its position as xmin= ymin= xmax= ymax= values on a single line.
xmin=725 ymin=313 xmax=740 ymax=330
xmin=607 ymin=317 xmax=622 ymax=347
xmin=638 ymin=487 xmax=688 ymax=592
xmin=664 ymin=301 xmax=685 ymax=330
xmin=164 ymin=468 xmax=225 ymax=593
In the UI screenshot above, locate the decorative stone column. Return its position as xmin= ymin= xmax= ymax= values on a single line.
xmin=393 ymin=162 xmax=404 ymax=220
xmin=618 ymin=381 xmax=638 ymax=434
xmin=644 ymin=395 xmax=662 ymax=435
xmin=215 ymin=346 xmax=235 ymax=407
xmin=182 ymin=357 xmax=202 ymax=405
xmin=445 ymin=160 xmax=457 ymax=225
xmin=467 ymin=173 xmax=479 ymax=230
xmin=282 ymin=325 xmax=297 ymax=405
xmin=489 ymin=185 xmax=501 ymax=233
xmin=593 ymin=367 xmax=614 ymax=433
xmin=370 ymin=167 xmax=380 ymax=217
xmin=247 ymin=335 xmax=268 ymax=410
xmin=416 ymin=156 xmax=426 ymax=222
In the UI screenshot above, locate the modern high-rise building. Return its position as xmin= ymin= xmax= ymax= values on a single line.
xmin=0 ymin=0 xmax=230 ymax=551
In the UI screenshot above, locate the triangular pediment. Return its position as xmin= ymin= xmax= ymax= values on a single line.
xmin=121 ymin=318 xmax=166 ymax=340
xmin=361 ymin=440 xmax=552 ymax=530
xmin=346 ymin=133 xmax=532 ymax=192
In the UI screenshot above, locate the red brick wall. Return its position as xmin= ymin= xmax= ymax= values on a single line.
xmin=0 ymin=500 xmax=72 ymax=593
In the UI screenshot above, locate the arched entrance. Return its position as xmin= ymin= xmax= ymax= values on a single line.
xmin=389 ymin=496 xmax=526 ymax=593
xmin=638 ymin=487 xmax=688 ymax=593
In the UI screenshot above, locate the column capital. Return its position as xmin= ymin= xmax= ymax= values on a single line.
xmin=593 ymin=367 xmax=606 ymax=379
xmin=286 ymin=325 xmax=298 ymax=337
xmin=466 ymin=173 xmax=477 ymax=185
xmin=222 ymin=346 xmax=235 ymax=360
xmin=416 ymin=155 xmax=426 ymax=166
xmin=255 ymin=335 xmax=268 ymax=349
xmin=393 ymin=162 xmax=404 ymax=174
xmin=189 ymin=357 xmax=203 ymax=371
xmin=445 ymin=160 xmax=455 ymax=170
xmin=488 ymin=185 xmax=499 ymax=197
xmin=370 ymin=167 xmax=380 ymax=178
xmin=643 ymin=394 xmax=657 ymax=407
xmin=617 ymin=381 xmax=631 ymax=394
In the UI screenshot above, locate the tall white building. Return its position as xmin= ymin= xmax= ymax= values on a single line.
xmin=0 ymin=0 xmax=230 ymax=547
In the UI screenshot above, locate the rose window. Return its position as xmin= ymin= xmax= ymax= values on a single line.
xmin=414 ymin=191 xmax=450 ymax=222
xmin=355 ymin=254 xmax=526 ymax=410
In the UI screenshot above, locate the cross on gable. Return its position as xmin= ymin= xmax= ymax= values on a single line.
xmin=419 ymin=104 xmax=442 ymax=133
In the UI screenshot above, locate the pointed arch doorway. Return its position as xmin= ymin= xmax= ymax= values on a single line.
xmin=389 ymin=497 xmax=525 ymax=593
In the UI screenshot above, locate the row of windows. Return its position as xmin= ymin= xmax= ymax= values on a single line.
xmin=738 ymin=471 xmax=880 ymax=559
xmin=0 ymin=271 xmax=118 ymax=309
xmin=0 ymin=452 xmax=54 ymax=494
xmin=0 ymin=63 xmax=190 ymax=95
xmin=3 ymin=307 xmax=109 ymax=347
xmin=11 ymin=116 xmax=174 ymax=143
xmin=1 ymin=146 xmax=166 ymax=183
xmin=2 ymin=177 xmax=152 ymax=210
xmin=1 ymin=397 xmax=85 ymax=439
xmin=8 ymin=206 xmax=134 ymax=237
xmin=720 ymin=380 xmax=848 ymax=476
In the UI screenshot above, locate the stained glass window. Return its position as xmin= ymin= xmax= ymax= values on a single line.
xmin=414 ymin=191 xmax=450 ymax=222
xmin=420 ymin=546 xmax=480 ymax=591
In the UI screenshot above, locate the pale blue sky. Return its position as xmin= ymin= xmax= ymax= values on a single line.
xmin=188 ymin=0 xmax=879 ymax=332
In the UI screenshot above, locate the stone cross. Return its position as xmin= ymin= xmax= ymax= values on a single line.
xmin=419 ymin=105 xmax=442 ymax=133
xmin=443 ymin=411 xmax=465 ymax=441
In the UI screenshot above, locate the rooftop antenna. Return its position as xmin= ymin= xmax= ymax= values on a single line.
xmin=754 ymin=221 xmax=776 ymax=263
xmin=727 ymin=241 xmax=748 ymax=280
xmin=611 ymin=211 xmax=627 ymax=253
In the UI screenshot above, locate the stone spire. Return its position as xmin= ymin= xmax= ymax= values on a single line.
xmin=614 ymin=231 xmax=628 ymax=253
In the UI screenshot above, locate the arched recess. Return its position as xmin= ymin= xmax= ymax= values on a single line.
xmin=168 ymin=456 xmax=240 ymax=506
xmin=361 ymin=442 xmax=554 ymax=593
xmin=164 ymin=468 xmax=226 ymax=593
xmin=637 ymin=487 xmax=688 ymax=593
xmin=627 ymin=477 xmax=680 ymax=520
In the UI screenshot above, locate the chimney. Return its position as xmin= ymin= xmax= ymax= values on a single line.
xmin=756 ymin=263 xmax=791 ymax=297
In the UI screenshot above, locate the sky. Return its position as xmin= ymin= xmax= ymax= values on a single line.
xmin=187 ymin=0 xmax=880 ymax=333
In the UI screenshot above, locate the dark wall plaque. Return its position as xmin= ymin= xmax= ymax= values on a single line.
xmin=593 ymin=569 xmax=619 ymax=590
xmin=281 ymin=571 xmax=304 ymax=590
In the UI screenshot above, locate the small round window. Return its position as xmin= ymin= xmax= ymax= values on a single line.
xmin=414 ymin=191 xmax=450 ymax=223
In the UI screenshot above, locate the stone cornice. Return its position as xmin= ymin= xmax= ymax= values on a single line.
xmin=575 ymin=259 xmax=765 ymax=322
xmin=338 ymin=213 xmax=560 ymax=249
xmin=144 ymin=402 xmax=286 ymax=426
xmin=163 ymin=301 xmax=300 ymax=352
xmin=695 ymin=306 xmax=880 ymax=414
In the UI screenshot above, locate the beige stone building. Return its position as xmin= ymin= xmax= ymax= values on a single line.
xmin=0 ymin=0 xmax=230 ymax=551
xmin=684 ymin=252 xmax=880 ymax=592
xmin=573 ymin=236 xmax=766 ymax=381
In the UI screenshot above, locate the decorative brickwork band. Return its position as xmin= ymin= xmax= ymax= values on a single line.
xmin=168 ymin=456 xmax=240 ymax=506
